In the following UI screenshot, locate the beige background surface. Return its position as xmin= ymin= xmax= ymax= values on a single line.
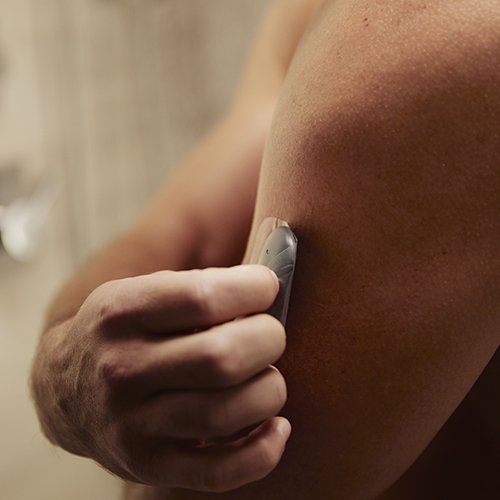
xmin=0 ymin=0 xmax=267 ymax=498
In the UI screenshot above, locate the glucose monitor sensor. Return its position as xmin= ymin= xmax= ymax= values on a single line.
xmin=255 ymin=219 xmax=298 ymax=326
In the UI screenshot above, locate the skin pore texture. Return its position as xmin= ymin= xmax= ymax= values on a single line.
xmin=248 ymin=1 xmax=500 ymax=498
xmin=131 ymin=1 xmax=500 ymax=499
xmin=30 ymin=0 xmax=500 ymax=499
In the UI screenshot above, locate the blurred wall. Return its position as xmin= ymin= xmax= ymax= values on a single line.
xmin=0 ymin=1 xmax=268 ymax=499
xmin=30 ymin=0 xmax=269 ymax=265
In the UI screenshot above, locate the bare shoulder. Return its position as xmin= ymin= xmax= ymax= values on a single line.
xmin=279 ymin=0 xmax=500 ymax=126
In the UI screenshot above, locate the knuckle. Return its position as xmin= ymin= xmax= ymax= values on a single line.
xmin=192 ymin=273 xmax=221 ymax=323
xmin=97 ymin=349 xmax=132 ymax=391
xmin=87 ymin=281 xmax=128 ymax=328
xmin=199 ymin=401 xmax=229 ymax=438
xmin=200 ymin=336 xmax=240 ymax=385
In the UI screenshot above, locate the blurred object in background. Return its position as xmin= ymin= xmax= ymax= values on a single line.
xmin=0 ymin=166 xmax=63 ymax=262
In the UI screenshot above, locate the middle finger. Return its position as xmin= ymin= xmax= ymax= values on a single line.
xmin=132 ymin=366 xmax=288 ymax=440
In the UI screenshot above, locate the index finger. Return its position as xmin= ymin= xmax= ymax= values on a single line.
xmin=109 ymin=265 xmax=279 ymax=334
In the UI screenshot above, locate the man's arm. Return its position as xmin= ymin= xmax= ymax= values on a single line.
xmin=30 ymin=0 xmax=325 ymax=492
xmin=31 ymin=44 xmax=281 ymax=500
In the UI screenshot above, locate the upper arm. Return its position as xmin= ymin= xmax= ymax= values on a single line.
xmin=242 ymin=1 xmax=500 ymax=498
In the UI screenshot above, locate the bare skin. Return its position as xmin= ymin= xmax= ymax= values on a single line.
xmin=31 ymin=0 xmax=500 ymax=499
xmin=247 ymin=2 xmax=500 ymax=498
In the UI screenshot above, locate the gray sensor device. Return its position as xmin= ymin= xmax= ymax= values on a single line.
xmin=258 ymin=225 xmax=298 ymax=327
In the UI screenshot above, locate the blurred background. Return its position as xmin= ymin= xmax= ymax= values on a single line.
xmin=0 ymin=0 xmax=267 ymax=498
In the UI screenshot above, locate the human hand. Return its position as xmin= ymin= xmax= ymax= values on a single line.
xmin=32 ymin=265 xmax=289 ymax=492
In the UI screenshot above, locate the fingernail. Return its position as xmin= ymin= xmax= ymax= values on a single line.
xmin=270 ymin=270 xmax=280 ymax=290
xmin=277 ymin=419 xmax=292 ymax=441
